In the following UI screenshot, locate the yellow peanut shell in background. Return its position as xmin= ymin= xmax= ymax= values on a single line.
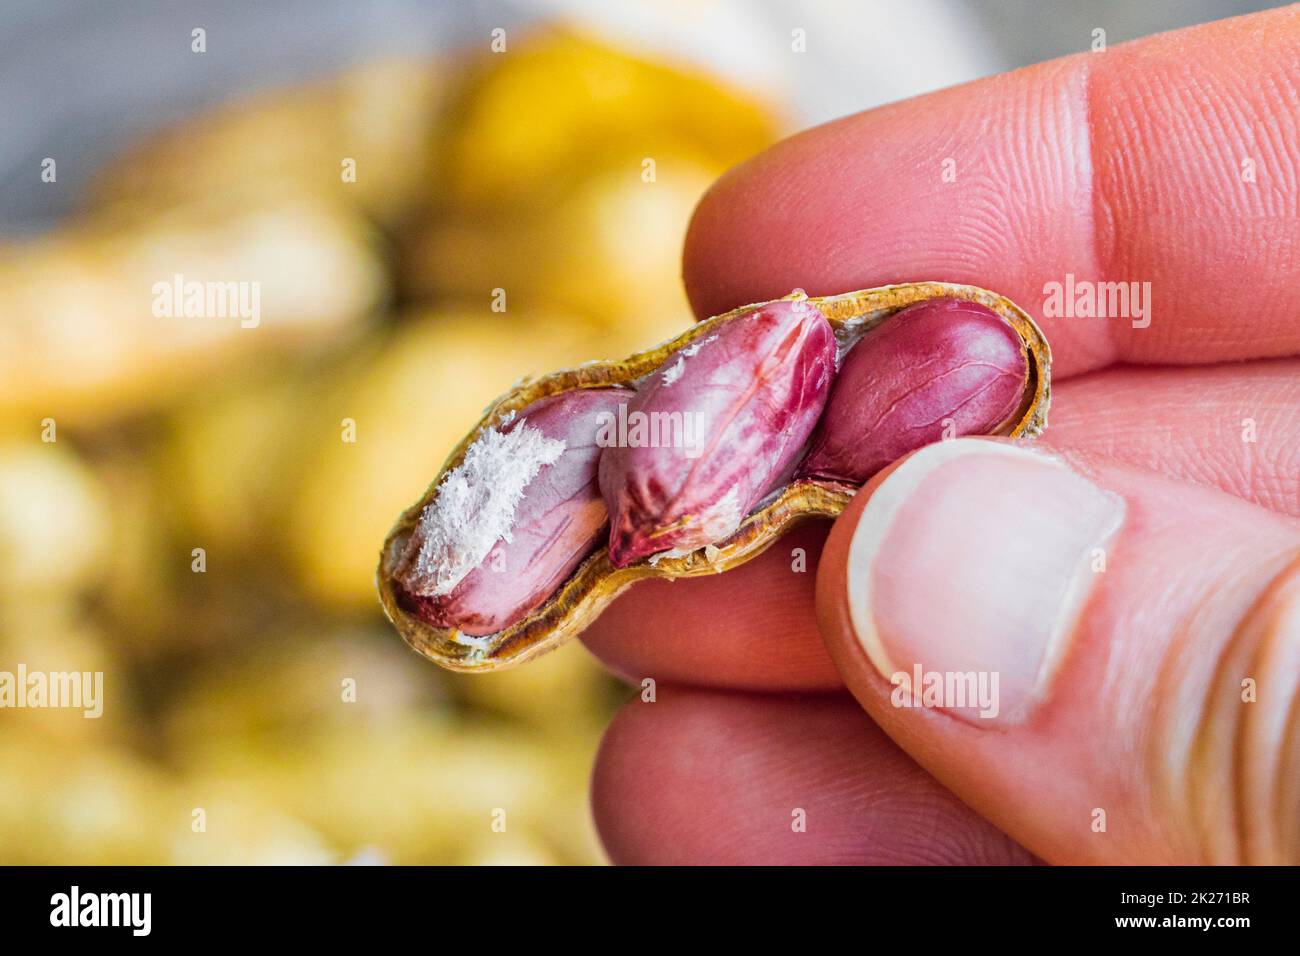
xmin=451 ymin=640 xmax=617 ymax=732
xmin=159 ymin=626 xmax=603 ymax=864
xmin=437 ymin=30 xmax=778 ymax=210
xmin=0 ymin=603 xmax=131 ymax=747
xmin=0 ymin=740 xmax=171 ymax=865
xmin=0 ymin=29 xmax=791 ymax=866
xmin=403 ymin=159 xmax=711 ymax=348
xmin=178 ymin=720 xmax=603 ymax=865
xmin=90 ymin=58 xmax=444 ymax=229
xmin=403 ymin=31 xmax=780 ymax=344
xmin=165 ymin=793 xmax=336 ymax=866
xmin=0 ymin=736 xmax=336 ymax=865
xmin=0 ymin=196 xmax=385 ymax=426
xmin=0 ymin=439 xmax=109 ymax=597
xmin=161 ymin=364 xmax=326 ymax=558
xmin=162 ymin=629 xmax=449 ymax=751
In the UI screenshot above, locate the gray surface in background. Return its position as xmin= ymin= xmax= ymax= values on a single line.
xmin=0 ymin=0 xmax=1288 ymax=234
xmin=980 ymin=0 xmax=1280 ymax=63
xmin=0 ymin=0 xmax=518 ymax=234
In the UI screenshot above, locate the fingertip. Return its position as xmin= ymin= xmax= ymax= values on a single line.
xmin=681 ymin=163 xmax=739 ymax=319
xmin=815 ymin=456 xmax=904 ymax=690
xmin=681 ymin=137 xmax=831 ymax=320
xmin=683 ymin=6 xmax=1300 ymax=366
xmin=816 ymin=436 xmax=1300 ymax=863
xmin=591 ymin=686 xmax=1037 ymax=865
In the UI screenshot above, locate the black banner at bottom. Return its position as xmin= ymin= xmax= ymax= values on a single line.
xmin=0 ymin=865 xmax=1278 ymax=941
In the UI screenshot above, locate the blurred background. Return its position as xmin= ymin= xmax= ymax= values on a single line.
xmin=0 ymin=0 xmax=1286 ymax=864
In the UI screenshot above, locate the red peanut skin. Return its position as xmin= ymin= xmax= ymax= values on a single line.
xmin=397 ymin=388 xmax=627 ymax=636
xmin=800 ymin=298 xmax=1028 ymax=484
xmin=601 ymin=299 xmax=837 ymax=567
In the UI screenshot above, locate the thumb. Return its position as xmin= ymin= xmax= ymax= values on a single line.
xmin=816 ymin=437 xmax=1300 ymax=865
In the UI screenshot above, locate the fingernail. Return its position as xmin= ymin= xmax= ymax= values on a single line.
xmin=846 ymin=439 xmax=1125 ymax=724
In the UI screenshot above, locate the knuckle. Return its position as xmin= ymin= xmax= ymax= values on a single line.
xmin=1170 ymin=552 xmax=1300 ymax=864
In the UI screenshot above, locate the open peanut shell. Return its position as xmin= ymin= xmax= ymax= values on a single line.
xmin=378 ymin=282 xmax=1051 ymax=672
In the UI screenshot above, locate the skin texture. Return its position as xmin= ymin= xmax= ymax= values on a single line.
xmin=582 ymin=7 xmax=1300 ymax=865
xmin=593 ymin=687 xmax=1037 ymax=865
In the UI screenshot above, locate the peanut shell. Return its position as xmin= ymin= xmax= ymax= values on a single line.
xmin=378 ymin=282 xmax=1050 ymax=672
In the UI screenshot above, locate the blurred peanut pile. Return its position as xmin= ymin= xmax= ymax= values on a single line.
xmin=0 ymin=31 xmax=778 ymax=864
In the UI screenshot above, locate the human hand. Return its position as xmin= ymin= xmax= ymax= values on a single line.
xmin=581 ymin=6 xmax=1300 ymax=865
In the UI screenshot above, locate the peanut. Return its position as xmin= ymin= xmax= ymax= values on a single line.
xmin=598 ymin=299 xmax=837 ymax=567
xmin=378 ymin=284 xmax=1050 ymax=666
xmin=394 ymin=387 xmax=627 ymax=635
xmin=800 ymin=298 xmax=1028 ymax=483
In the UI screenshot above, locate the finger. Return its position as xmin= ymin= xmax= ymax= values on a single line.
xmin=683 ymin=6 xmax=1300 ymax=376
xmin=1043 ymin=359 xmax=1300 ymax=517
xmin=816 ymin=437 xmax=1300 ymax=864
xmin=590 ymin=685 xmax=1037 ymax=865
xmin=583 ymin=522 xmax=842 ymax=691
xmin=583 ymin=360 xmax=1300 ymax=689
